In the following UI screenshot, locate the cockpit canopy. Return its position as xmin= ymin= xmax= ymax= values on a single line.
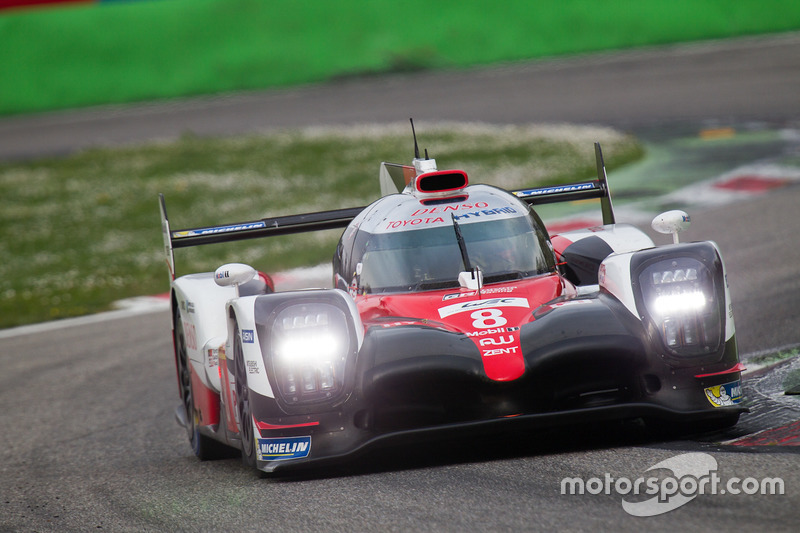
xmin=334 ymin=184 xmax=556 ymax=294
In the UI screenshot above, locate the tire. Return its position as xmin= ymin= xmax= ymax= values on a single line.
xmin=233 ymin=322 xmax=260 ymax=472
xmin=174 ymin=307 xmax=231 ymax=460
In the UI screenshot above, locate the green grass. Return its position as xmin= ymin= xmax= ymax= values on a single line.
xmin=0 ymin=122 xmax=642 ymax=328
xmin=2 ymin=0 xmax=800 ymax=115
xmin=750 ymin=348 xmax=800 ymax=368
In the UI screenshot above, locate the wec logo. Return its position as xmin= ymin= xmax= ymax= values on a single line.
xmin=438 ymin=297 xmax=529 ymax=318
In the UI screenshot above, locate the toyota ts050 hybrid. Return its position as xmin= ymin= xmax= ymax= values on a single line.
xmin=158 ymin=128 xmax=745 ymax=474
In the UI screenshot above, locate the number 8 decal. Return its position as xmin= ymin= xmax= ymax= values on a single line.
xmin=471 ymin=309 xmax=507 ymax=329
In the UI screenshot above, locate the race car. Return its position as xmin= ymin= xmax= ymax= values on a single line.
xmin=158 ymin=128 xmax=745 ymax=474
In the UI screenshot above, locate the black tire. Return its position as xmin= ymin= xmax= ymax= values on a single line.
xmin=233 ymin=322 xmax=260 ymax=472
xmin=174 ymin=306 xmax=231 ymax=460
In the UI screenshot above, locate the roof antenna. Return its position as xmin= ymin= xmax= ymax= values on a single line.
xmin=410 ymin=118 xmax=420 ymax=159
xmin=410 ymin=118 xmax=437 ymax=174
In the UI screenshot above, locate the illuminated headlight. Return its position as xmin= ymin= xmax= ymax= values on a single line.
xmin=638 ymin=258 xmax=723 ymax=357
xmin=269 ymin=302 xmax=352 ymax=405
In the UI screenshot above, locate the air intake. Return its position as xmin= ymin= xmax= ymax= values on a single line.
xmin=413 ymin=170 xmax=469 ymax=197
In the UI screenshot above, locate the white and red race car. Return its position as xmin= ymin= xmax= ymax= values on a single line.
xmin=159 ymin=130 xmax=744 ymax=474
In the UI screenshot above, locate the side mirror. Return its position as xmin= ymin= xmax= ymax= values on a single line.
xmin=458 ymin=268 xmax=483 ymax=291
xmin=651 ymin=210 xmax=691 ymax=244
xmin=214 ymin=263 xmax=256 ymax=294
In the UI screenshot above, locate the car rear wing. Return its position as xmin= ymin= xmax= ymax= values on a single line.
xmin=512 ymin=143 xmax=615 ymax=224
xmin=159 ymin=142 xmax=615 ymax=279
xmin=158 ymin=194 xmax=362 ymax=280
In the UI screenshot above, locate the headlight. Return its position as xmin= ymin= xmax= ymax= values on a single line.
xmin=269 ymin=302 xmax=352 ymax=405
xmin=638 ymin=257 xmax=723 ymax=357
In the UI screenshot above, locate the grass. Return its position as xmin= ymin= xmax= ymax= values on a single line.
xmin=0 ymin=122 xmax=642 ymax=328
xmin=2 ymin=0 xmax=800 ymax=115
xmin=749 ymin=348 xmax=800 ymax=368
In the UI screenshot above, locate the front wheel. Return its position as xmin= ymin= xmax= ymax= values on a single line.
xmin=233 ymin=322 xmax=260 ymax=471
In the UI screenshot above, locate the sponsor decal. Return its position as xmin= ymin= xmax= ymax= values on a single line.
xmin=385 ymin=216 xmax=445 ymax=230
xmin=442 ymin=286 xmax=517 ymax=300
xmin=256 ymin=436 xmax=312 ymax=461
xmin=173 ymin=221 xmax=266 ymax=238
xmin=207 ymin=348 xmax=219 ymax=368
xmin=452 ymin=206 xmax=517 ymax=221
xmin=466 ymin=327 xmax=519 ymax=337
xmin=410 ymin=202 xmax=488 ymax=216
xmin=183 ymin=321 xmax=197 ymax=350
xmin=478 ymin=335 xmax=515 ymax=346
xmin=384 ymin=206 xmax=519 ymax=230
xmin=482 ymin=346 xmax=519 ymax=357
xmin=473 ymin=330 xmax=520 ymax=357
xmin=514 ymin=182 xmax=596 ymax=199
xmin=449 ymin=302 xmax=524 ymax=380
xmin=246 ymin=360 xmax=259 ymax=374
xmin=704 ymin=380 xmax=742 ymax=407
xmin=438 ymin=297 xmax=529 ymax=318
xmin=241 ymin=329 xmax=255 ymax=344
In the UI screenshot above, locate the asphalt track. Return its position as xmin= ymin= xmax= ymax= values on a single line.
xmin=2 ymin=33 xmax=800 ymax=532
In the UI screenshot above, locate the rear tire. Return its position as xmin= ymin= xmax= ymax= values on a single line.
xmin=174 ymin=307 xmax=231 ymax=460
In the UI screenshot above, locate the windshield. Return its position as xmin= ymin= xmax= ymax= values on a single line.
xmin=358 ymin=215 xmax=553 ymax=293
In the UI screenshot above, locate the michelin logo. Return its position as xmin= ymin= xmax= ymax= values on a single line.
xmin=514 ymin=183 xmax=595 ymax=198
xmin=174 ymin=221 xmax=266 ymax=238
xmin=256 ymin=436 xmax=311 ymax=461
xmin=704 ymin=380 xmax=742 ymax=407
